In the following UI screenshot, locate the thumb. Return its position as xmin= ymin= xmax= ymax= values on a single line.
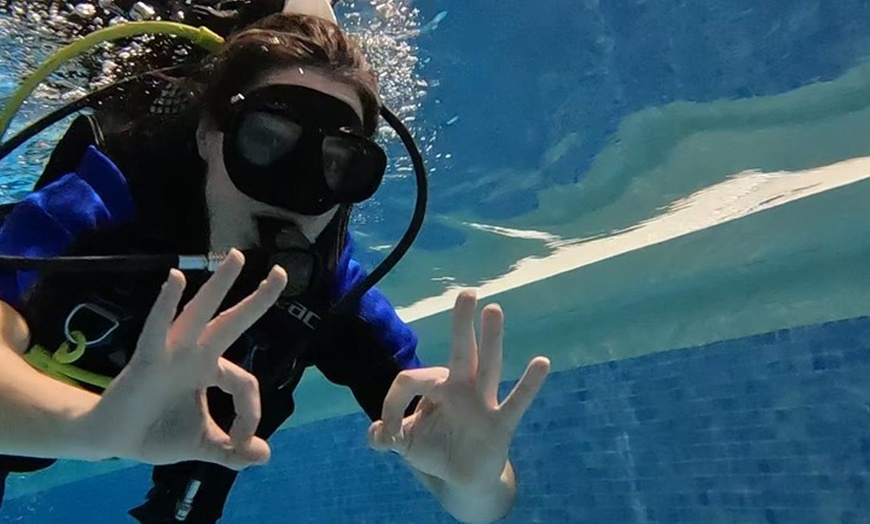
xmin=196 ymin=430 xmax=271 ymax=471
xmin=368 ymin=421 xmax=406 ymax=455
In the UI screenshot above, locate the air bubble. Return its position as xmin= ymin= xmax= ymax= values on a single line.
xmin=129 ymin=2 xmax=156 ymax=21
xmin=0 ymin=0 xmax=451 ymax=180
xmin=73 ymin=3 xmax=97 ymax=19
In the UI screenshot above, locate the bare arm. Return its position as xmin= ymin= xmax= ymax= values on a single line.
xmin=0 ymin=251 xmax=284 ymax=472
xmin=0 ymin=300 xmax=103 ymax=461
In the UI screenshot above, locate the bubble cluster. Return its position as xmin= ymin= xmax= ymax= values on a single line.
xmin=0 ymin=1 xmax=434 ymax=130
xmin=337 ymin=0 xmax=437 ymax=179
xmin=0 ymin=0 xmax=443 ymax=191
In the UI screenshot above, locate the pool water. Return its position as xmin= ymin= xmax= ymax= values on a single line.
xmin=2 ymin=0 xmax=870 ymax=522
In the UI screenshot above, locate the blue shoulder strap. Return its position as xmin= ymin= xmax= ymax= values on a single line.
xmin=0 ymin=146 xmax=135 ymax=307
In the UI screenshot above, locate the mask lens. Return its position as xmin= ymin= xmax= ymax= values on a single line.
xmin=223 ymin=85 xmax=387 ymax=213
xmin=236 ymin=112 xmax=302 ymax=167
xmin=322 ymin=134 xmax=387 ymax=202
xmin=322 ymin=135 xmax=354 ymax=189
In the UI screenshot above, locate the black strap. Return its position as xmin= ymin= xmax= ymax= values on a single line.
xmin=0 ymin=202 xmax=17 ymax=228
xmin=35 ymin=114 xmax=105 ymax=191
xmin=0 ymin=470 xmax=6 ymax=511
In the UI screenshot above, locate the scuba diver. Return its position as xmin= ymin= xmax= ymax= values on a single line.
xmin=0 ymin=0 xmax=551 ymax=522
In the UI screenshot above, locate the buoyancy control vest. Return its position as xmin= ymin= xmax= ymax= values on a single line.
xmin=0 ymin=110 xmax=417 ymax=523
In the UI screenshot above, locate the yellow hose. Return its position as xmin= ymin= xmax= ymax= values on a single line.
xmin=0 ymin=21 xmax=225 ymax=139
xmin=22 ymin=346 xmax=113 ymax=390
xmin=4 ymin=23 xmax=225 ymax=390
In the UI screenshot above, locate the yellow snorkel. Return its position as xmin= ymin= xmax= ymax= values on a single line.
xmin=0 ymin=21 xmax=225 ymax=141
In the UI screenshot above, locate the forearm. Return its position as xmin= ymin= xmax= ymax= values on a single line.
xmin=0 ymin=303 xmax=102 ymax=461
xmin=411 ymin=460 xmax=517 ymax=524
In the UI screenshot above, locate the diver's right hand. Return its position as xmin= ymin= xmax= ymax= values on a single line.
xmin=81 ymin=249 xmax=287 ymax=470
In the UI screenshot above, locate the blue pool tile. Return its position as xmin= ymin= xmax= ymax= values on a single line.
xmin=6 ymin=316 xmax=870 ymax=523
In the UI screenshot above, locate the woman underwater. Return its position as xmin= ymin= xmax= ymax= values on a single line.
xmin=0 ymin=1 xmax=551 ymax=522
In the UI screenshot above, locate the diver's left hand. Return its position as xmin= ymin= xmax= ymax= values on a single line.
xmin=368 ymin=290 xmax=551 ymax=490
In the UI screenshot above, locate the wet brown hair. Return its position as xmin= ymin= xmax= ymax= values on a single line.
xmin=195 ymin=13 xmax=381 ymax=136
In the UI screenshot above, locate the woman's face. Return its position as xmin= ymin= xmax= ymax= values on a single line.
xmin=198 ymin=66 xmax=366 ymax=252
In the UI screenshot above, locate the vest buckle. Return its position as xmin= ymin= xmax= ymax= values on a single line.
xmin=64 ymin=302 xmax=121 ymax=347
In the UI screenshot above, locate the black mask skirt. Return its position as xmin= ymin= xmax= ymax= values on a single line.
xmin=219 ymin=84 xmax=387 ymax=216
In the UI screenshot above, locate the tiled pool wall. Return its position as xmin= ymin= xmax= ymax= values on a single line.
xmin=3 ymin=314 xmax=870 ymax=523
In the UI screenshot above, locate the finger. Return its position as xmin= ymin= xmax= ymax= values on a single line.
xmin=447 ymin=290 xmax=478 ymax=384
xmin=368 ymin=420 xmax=412 ymax=455
xmin=196 ymin=426 xmax=271 ymax=471
xmin=381 ymin=367 xmax=448 ymax=436
xmin=198 ymin=265 xmax=287 ymax=355
xmin=136 ymin=270 xmax=186 ymax=359
xmin=170 ymin=249 xmax=245 ymax=346
xmin=477 ymin=303 xmax=504 ymax=406
xmin=368 ymin=421 xmax=395 ymax=452
xmin=498 ymin=357 xmax=551 ymax=431
xmin=214 ymin=358 xmax=261 ymax=445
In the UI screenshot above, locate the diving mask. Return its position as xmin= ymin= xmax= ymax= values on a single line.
xmin=220 ymin=84 xmax=387 ymax=216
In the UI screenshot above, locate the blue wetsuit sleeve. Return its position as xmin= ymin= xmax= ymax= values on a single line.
xmin=0 ymin=146 xmax=135 ymax=309
xmin=343 ymin=257 xmax=423 ymax=370
xmin=313 ymin=243 xmax=424 ymax=421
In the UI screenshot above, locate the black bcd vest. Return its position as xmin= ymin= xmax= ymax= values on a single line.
xmin=0 ymin=111 xmax=354 ymax=523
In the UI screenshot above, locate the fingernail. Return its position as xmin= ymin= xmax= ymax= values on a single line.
xmin=223 ymin=248 xmax=243 ymax=265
